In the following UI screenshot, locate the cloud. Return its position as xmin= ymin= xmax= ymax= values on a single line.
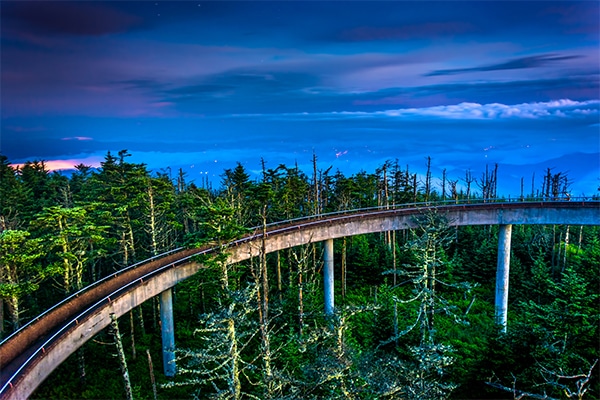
xmin=4 ymin=2 xmax=144 ymax=37
xmin=416 ymin=76 xmax=599 ymax=96
xmin=152 ymin=70 xmax=323 ymax=114
xmin=379 ymin=99 xmax=600 ymax=120
xmin=120 ymin=64 xmax=597 ymax=117
xmin=115 ymin=79 xmax=167 ymax=92
xmin=61 ymin=137 xmax=93 ymax=141
xmin=331 ymin=75 xmax=599 ymax=111
xmin=183 ymin=71 xmax=317 ymax=94
xmin=425 ymin=54 xmax=582 ymax=76
xmin=228 ymin=99 xmax=600 ymax=121
xmin=166 ymin=84 xmax=235 ymax=96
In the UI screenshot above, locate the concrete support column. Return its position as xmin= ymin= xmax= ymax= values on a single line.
xmin=323 ymin=239 xmax=335 ymax=316
xmin=160 ymin=289 xmax=176 ymax=376
xmin=495 ymin=224 xmax=512 ymax=332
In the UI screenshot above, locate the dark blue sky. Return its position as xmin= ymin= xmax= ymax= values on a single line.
xmin=2 ymin=1 xmax=599 ymax=195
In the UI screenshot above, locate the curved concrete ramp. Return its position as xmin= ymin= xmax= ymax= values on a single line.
xmin=1 ymin=201 xmax=598 ymax=400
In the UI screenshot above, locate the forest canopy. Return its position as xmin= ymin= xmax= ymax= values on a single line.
xmin=0 ymin=151 xmax=598 ymax=399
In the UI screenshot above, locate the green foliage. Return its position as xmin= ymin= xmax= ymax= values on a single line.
xmin=0 ymin=229 xmax=49 ymax=330
xmin=0 ymin=155 xmax=28 ymax=229
xmin=475 ymin=232 xmax=600 ymax=399
xmin=451 ymin=225 xmax=498 ymax=291
xmin=185 ymin=198 xmax=250 ymax=248
xmin=0 ymin=152 xmax=597 ymax=399
xmin=345 ymin=234 xmax=387 ymax=287
xmin=31 ymin=205 xmax=109 ymax=294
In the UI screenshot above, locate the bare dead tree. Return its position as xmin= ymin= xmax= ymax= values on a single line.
xmin=342 ymin=237 xmax=347 ymax=300
xmin=463 ymin=170 xmax=474 ymax=202
xmin=109 ymin=313 xmax=133 ymax=400
xmin=312 ymin=152 xmax=319 ymax=215
xmin=413 ymin=173 xmax=418 ymax=203
xmin=441 ymin=168 xmax=447 ymax=200
xmin=248 ymin=206 xmax=275 ymax=395
xmin=425 ymin=156 xmax=432 ymax=202
xmin=493 ymin=163 xmax=499 ymax=198
xmin=146 ymin=349 xmax=158 ymax=400
xmin=477 ymin=164 xmax=498 ymax=201
xmin=487 ymin=373 xmax=559 ymax=400
xmin=291 ymin=241 xmax=314 ymax=336
xmin=520 ymin=177 xmax=525 ymax=201
xmin=487 ymin=359 xmax=598 ymax=400
xmin=129 ymin=311 xmax=136 ymax=360
xmin=448 ymin=180 xmax=459 ymax=203
xmin=541 ymin=359 xmax=598 ymax=399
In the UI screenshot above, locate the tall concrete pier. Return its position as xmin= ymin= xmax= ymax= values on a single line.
xmin=324 ymin=239 xmax=335 ymax=315
xmin=495 ymin=224 xmax=512 ymax=332
xmin=159 ymin=289 xmax=176 ymax=376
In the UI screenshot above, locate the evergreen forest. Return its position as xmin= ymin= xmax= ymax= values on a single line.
xmin=0 ymin=150 xmax=598 ymax=399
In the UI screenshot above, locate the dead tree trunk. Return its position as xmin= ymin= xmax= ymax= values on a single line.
xmin=129 ymin=311 xmax=136 ymax=360
xmin=254 ymin=208 xmax=273 ymax=393
xmin=146 ymin=349 xmax=158 ymax=400
xmin=312 ymin=152 xmax=319 ymax=215
xmin=425 ymin=156 xmax=432 ymax=202
xmin=562 ymin=225 xmax=570 ymax=272
xmin=78 ymin=348 xmax=86 ymax=384
xmin=110 ymin=313 xmax=133 ymax=400
xmin=342 ymin=237 xmax=347 ymax=300
xmin=441 ymin=168 xmax=447 ymax=200
xmin=464 ymin=170 xmax=473 ymax=202
xmin=277 ymin=251 xmax=282 ymax=302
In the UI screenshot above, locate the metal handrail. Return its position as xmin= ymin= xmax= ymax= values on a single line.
xmin=260 ymin=197 xmax=598 ymax=231
xmin=0 ymin=246 xmax=186 ymax=347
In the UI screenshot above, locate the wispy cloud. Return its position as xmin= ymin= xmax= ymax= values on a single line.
xmin=377 ymin=99 xmax=600 ymax=120
xmin=61 ymin=136 xmax=93 ymax=141
xmin=425 ymin=54 xmax=582 ymax=76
